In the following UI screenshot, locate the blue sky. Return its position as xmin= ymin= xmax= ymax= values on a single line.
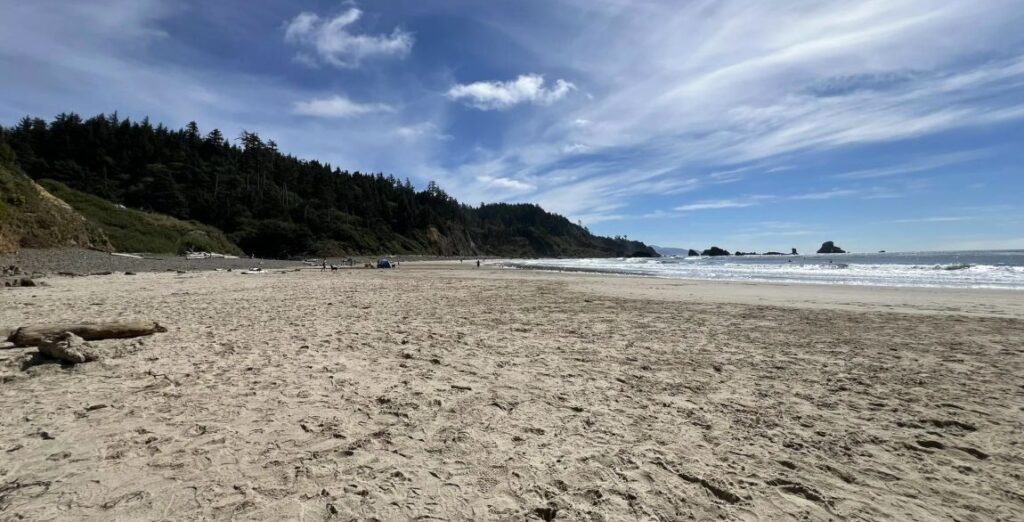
xmin=1 ymin=0 xmax=1023 ymax=252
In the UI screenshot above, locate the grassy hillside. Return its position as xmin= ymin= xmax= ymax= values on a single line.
xmin=39 ymin=180 xmax=242 ymax=255
xmin=0 ymin=161 xmax=109 ymax=254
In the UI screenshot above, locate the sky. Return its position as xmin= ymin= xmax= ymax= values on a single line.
xmin=1 ymin=0 xmax=1023 ymax=253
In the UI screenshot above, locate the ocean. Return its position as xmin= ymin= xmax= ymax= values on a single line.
xmin=502 ymin=250 xmax=1024 ymax=290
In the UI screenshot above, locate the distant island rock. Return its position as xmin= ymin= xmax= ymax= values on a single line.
xmin=701 ymin=246 xmax=731 ymax=256
xmin=817 ymin=241 xmax=846 ymax=254
xmin=685 ymin=246 xmax=799 ymax=257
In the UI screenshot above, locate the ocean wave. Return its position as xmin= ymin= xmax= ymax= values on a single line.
xmin=940 ymin=263 xmax=972 ymax=271
xmin=503 ymin=255 xmax=1024 ymax=290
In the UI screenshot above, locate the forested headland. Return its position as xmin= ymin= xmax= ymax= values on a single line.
xmin=0 ymin=113 xmax=656 ymax=258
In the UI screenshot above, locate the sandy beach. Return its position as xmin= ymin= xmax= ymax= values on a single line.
xmin=1 ymin=264 xmax=1022 ymax=520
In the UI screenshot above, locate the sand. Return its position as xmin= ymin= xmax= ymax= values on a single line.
xmin=1 ymin=264 xmax=1022 ymax=520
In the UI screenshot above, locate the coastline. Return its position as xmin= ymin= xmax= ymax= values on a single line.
xmin=393 ymin=261 xmax=1024 ymax=318
xmin=499 ymin=251 xmax=1024 ymax=291
xmin=2 ymin=266 xmax=1022 ymax=519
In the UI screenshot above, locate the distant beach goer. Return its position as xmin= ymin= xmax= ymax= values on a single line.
xmin=321 ymin=259 xmax=326 ymax=272
xmin=476 ymin=260 xmax=480 ymax=268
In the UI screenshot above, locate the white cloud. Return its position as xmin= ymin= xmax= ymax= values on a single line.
xmin=675 ymin=196 xmax=773 ymax=211
xmin=292 ymin=95 xmax=393 ymax=118
xmin=395 ymin=122 xmax=452 ymax=141
xmin=707 ymin=166 xmax=757 ymax=184
xmin=447 ymin=74 xmax=576 ymax=110
xmin=562 ymin=143 xmax=589 ymax=154
xmin=476 ymin=175 xmax=535 ymax=192
xmin=532 ymin=166 xmax=699 ymax=221
xmin=4 ymin=0 xmax=1023 ymax=246
xmin=438 ymin=1 xmax=1024 ymax=217
xmin=790 ymin=188 xmax=860 ymax=200
xmin=284 ymin=6 xmax=413 ymax=68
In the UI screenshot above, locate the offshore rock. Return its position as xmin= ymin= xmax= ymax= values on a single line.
xmin=701 ymin=246 xmax=731 ymax=257
xmin=816 ymin=241 xmax=846 ymax=254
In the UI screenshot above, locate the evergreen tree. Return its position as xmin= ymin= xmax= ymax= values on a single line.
xmin=1 ymin=112 xmax=658 ymax=259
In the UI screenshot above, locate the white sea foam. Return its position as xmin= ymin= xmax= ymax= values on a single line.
xmin=504 ymin=251 xmax=1024 ymax=289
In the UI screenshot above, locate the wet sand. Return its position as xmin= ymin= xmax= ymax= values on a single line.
xmin=1 ymin=265 xmax=1022 ymax=520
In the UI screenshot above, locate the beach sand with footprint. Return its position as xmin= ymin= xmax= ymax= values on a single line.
xmin=1 ymin=267 xmax=1022 ymax=520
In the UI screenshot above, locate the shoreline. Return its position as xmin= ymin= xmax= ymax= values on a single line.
xmin=493 ymin=263 xmax=1024 ymax=291
xmin=497 ymin=252 xmax=1024 ymax=292
xmin=4 ymin=248 xmax=1021 ymax=293
xmin=381 ymin=260 xmax=1024 ymax=318
xmin=3 ymin=248 xmax=1020 ymax=318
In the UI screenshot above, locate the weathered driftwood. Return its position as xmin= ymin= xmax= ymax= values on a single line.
xmin=38 ymin=332 xmax=100 ymax=364
xmin=6 ymin=321 xmax=166 ymax=347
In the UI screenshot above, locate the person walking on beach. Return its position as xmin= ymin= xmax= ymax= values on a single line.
xmin=476 ymin=259 xmax=480 ymax=268
xmin=321 ymin=259 xmax=327 ymax=272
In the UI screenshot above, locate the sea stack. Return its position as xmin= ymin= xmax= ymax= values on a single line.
xmin=687 ymin=249 xmax=700 ymax=257
xmin=817 ymin=241 xmax=846 ymax=254
xmin=701 ymin=246 xmax=731 ymax=256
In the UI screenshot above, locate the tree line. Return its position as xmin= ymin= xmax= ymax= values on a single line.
xmin=0 ymin=113 xmax=656 ymax=258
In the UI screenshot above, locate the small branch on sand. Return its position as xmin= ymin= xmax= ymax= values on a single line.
xmin=145 ymin=369 xmax=181 ymax=386
xmin=5 ymin=321 xmax=167 ymax=348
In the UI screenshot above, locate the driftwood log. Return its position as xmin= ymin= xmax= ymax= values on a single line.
xmin=5 ymin=321 xmax=166 ymax=348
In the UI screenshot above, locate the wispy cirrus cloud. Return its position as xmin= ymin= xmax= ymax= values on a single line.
xmin=886 ymin=216 xmax=974 ymax=224
xmin=675 ymin=196 xmax=774 ymax=212
xmin=651 ymin=184 xmax=905 ymax=218
xmin=284 ymin=5 xmax=413 ymax=68
xmin=292 ymin=95 xmax=393 ymax=118
xmin=476 ymin=175 xmax=535 ymax=192
xmin=447 ymin=74 xmax=576 ymax=110
xmin=790 ymin=188 xmax=861 ymax=200
xmin=562 ymin=143 xmax=590 ymax=154
xmin=395 ymin=122 xmax=452 ymax=141
xmin=444 ymin=1 xmax=1024 ymax=224
xmin=2 ymin=0 xmax=1024 ymax=252
xmin=833 ymin=150 xmax=989 ymax=179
